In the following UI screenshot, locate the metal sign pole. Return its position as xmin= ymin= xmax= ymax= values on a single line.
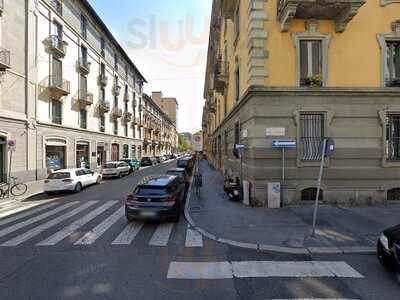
xmin=312 ymin=139 xmax=327 ymax=237
xmin=282 ymin=148 xmax=285 ymax=205
xmin=7 ymin=151 xmax=12 ymax=198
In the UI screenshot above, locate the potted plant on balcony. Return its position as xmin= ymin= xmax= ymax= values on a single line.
xmin=305 ymin=74 xmax=323 ymax=87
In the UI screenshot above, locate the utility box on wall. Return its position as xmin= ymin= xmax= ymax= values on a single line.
xmin=267 ymin=182 xmax=281 ymax=209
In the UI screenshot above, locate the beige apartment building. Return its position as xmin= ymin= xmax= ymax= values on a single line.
xmin=142 ymin=93 xmax=177 ymax=157
xmin=203 ymin=0 xmax=400 ymax=206
xmin=0 ymin=0 xmax=148 ymax=182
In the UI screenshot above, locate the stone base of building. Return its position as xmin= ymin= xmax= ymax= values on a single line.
xmin=205 ymin=86 xmax=400 ymax=206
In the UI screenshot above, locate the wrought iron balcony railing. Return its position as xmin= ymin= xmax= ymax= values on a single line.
xmin=45 ymin=35 xmax=67 ymax=57
xmin=98 ymin=74 xmax=108 ymax=86
xmin=76 ymin=90 xmax=93 ymax=106
xmin=97 ymin=101 xmax=111 ymax=113
xmin=48 ymin=75 xmax=70 ymax=97
xmin=77 ymin=58 xmax=91 ymax=74
xmin=0 ymin=48 xmax=10 ymax=71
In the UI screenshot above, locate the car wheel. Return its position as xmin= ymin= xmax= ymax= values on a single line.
xmin=119 ymin=172 xmax=123 ymax=179
xmin=74 ymin=182 xmax=82 ymax=193
xmin=96 ymin=176 xmax=102 ymax=184
xmin=126 ymin=216 xmax=135 ymax=223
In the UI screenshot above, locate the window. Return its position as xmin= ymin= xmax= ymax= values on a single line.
xmin=224 ymin=130 xmax=228 ymax=155
xmin=133 ymin=124 xmax=136 ymax=138
xmin=114 ymin=96 xmax=118 ymax=108
xmin=385 ymin=41 xmax=400 ymax=87
xmin=50 ymin=0 xmax=62 ymax=15
xmin=124 ymin=101 xmax=128 ymax=112
xmin=124 ymin=123 xmax=128 ymax=137
xmin=100 ymin=87 xmax=105 ymax=102
xmin=100 ymin=115 xmax=105 ymax=132
xmin=300 ymin=114 xmax=324 ymax=161
xmin=123 ymin=145 xmax=129 ymax=159
xmin=234 ymin=121 xmax=240 ymax=145
xmin=100 ymin=38 xmax=105 ymax=57
xmin=80 ymin=74 xmax=87 ymax=98
xmin=300 ymin=40 xmax=322 ymax=86
xmin=79 ymin=109 xmax=87 ymax=129
xmin=301 ymin=188 xmax=323 ymax=201
xmin=387 ymin=188 xmax=400 ymax=201
xmin=52 ymin=57 xmax=63 ymax=86
xmin=100 ymin=63 xmax=105 ymax=76
xmin=52 ymin=99 xmax=62 ymax=124
xmin=234 ymin=4 xmax=240 ymax=38
xmin=80 ymin=14 xmax=87 ymax=39
xmin=386 ymin=114 xmax=400 ymax=161
xmin=235 ymin=65 xmax=240 ymax=102
xmin=113 ymin=120 xmax=118 ymax=135
xmin=81 ymin=46 xmax=88 ymax=64
xmin=114 ymin=53 xmax=118 ymax=70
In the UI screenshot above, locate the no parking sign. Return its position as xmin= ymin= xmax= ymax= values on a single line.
xmin=7 ymin=139 xmax=16 ymax=152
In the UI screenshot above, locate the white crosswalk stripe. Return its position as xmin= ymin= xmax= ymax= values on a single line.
xmin=111 ymin=221 xmax=144 ymax=245
xmin=1 ymin=201 xmax=97 ymax=247
xmin=0 ymin=202 xmax=59 ymax=227
xmin=0 ymin=202 xmax=78 ymax=239
xmin=148 ymin=222 xmax=174 ymax=246
xmin=37 ymin=201 xmax=118 ymax=246
xmin=185 ymin=225 xmax=203 ymax=247
xmin=74 ymin=206 xmax=125 ymax=245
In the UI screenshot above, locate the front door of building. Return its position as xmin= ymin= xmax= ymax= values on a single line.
xmin=0 ymin=137 xmax=5 ymax=183
xmin=111 ymin=144 xmax=119 ymax=161
xmin=97 ymin=145 xmax=105 ymax=167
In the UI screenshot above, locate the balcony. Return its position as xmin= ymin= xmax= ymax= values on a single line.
xmin=97 ymin=74 xmax=108 ymax=86
xmin=44 ymin=35 xmax=67 ymax=58
xmin=277 ymin=0 xmax=365 ymax=33
xmin=0 ymin=48 xmax=10 ymax=71
xmin=76 ymin=58 xmax=91 ymax=74
xmin=97 ymin=101 xmax=111 ymax=113
xmin=122 ymin=112 xmax=132 ymax=122
xmin=221 ymin=0 xmax=237 ymax=19
xmin=110 ymin=107 xmax=123 ymax=118
xmin=214 ymin=57 xmax=229 ymax=92
xmin=50 ymin=0 xmax=62 ymax=15
xmin=75 ymin=90 xmax=93 ymax=106
xmin=47 ymin=75 xmax=70 ymax=98
xmin=208 ymin=101 xmax=217 ymax=114
xmin=113 ymin=83 xmax=122 ymax=96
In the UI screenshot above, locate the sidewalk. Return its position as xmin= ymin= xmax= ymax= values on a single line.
xmin=186 ymin=160 xmax=400 ymax=254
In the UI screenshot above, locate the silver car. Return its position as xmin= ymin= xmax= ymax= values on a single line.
xmin=101 ymin=161 xmax=131 ymax=179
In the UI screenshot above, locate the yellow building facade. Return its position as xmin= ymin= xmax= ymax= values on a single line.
xmin=203 ymin=0 xmax=400 ymax=205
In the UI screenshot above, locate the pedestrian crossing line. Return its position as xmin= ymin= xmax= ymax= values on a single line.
xmin=1 ymin=201 xmax=98 ymax=247
xmin=0 ymin=201 xmax=57 ymax=220
xmin=0 ymin=202 xmax=59 ymax=227
xmin=148 ymin=222 xmax=174 ymax=246
xmin=185 ymin=225 xmax=203 ymax=248
xmin=111 ymin=221 xmax=144 ymax=245
xmin=272 ymin=298 xmax=360 ymax=300
xmin=37 ymin=201 xmax=118 ymax=246
xmin=74 ymin=206 xmax=125 ymax=245
xmin=0 ymin=202 xmax=79 ymax=239
xmin=167 ymin=261 xmax=364 ymax=279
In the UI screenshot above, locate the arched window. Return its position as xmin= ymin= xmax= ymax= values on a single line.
xmin=387 ymin=188 xmax=400 ymax=201
xmin=301 ymin=188 xmax=323 ymax=201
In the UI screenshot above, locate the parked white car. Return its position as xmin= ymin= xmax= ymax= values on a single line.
xmin=101 ymin=161 xmax=131 ymax=179
xmin=44 ymin=168 xmax=102 ymax=193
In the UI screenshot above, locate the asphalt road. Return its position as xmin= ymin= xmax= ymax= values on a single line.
xmin=0 ymin=160 xmax=398 ymax=300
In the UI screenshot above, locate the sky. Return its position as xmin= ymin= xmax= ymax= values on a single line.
xmin=89 ymin=0 xmax=213 ymax=133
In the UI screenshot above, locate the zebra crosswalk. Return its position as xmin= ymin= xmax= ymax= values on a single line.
xmin=0 ymin=201 xmax=203 ymax=249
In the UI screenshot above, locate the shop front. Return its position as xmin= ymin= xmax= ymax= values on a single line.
xmin=76 ymin=141 xmax=90 ymax=168
xmin=45 ymin=138 xmax=66 ymax=173
xmin=0 ymin=137 xmax=6 ymax=183
xmin=97 ymin=143 xmax=106 ymax=168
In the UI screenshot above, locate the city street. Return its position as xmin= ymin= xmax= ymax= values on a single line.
xmin=0 ymin=161 xmax=398 ymax=300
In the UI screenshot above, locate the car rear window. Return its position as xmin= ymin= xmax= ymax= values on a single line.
xmin=48 ymin=172 xmax=70 ymax=180
xmin=104 ymin=163 xmax=117 ymax=168
xmin=135 ymin=187 xmax=167 ymax=196
xmin=177 ymin=160 xmax=189 ymax=168
xmin=167 ymin=171 xmax=182 ymax=177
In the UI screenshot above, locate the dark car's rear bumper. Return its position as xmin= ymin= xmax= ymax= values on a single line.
xmin=377 ymin=240 xmax=400 ymax=271
xmin=125 ymin=203 xmax=179 ymax=221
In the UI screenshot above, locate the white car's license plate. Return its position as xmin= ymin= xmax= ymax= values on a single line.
xmin=140 ymin=211 xmax=156 ymax=217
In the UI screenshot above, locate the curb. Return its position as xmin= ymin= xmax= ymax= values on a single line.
xmin=183 ymin=160 xmax=377 ymax=256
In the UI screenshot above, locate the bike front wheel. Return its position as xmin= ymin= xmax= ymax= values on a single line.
xmin=11 ymin=183 xmax=28 ymax=196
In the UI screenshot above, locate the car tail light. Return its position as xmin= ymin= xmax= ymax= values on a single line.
xmin=126 ymin=194 xmax=138 ymax=204
xmin=62 ymin=179 xmax=74 ymax=183
xmin=162 ymin=195 xmax=176 ymax=203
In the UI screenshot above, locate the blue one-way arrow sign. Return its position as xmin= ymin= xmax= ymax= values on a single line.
xmin=272 ymin=140 xmax=296 ymax=149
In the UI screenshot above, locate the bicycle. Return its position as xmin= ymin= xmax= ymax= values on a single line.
xmin=0 ymin=177 xmax=28 ymax=199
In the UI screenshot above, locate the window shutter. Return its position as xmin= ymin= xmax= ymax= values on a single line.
xmin=300 ymin=41 xmax=308 ymax=83
xmin=312 ymin=41 xmax=322 ymax=76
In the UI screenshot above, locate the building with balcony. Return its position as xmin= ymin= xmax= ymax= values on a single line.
xmin=142 ymin=94 xmax=177 ymax=157
xmin=0 ymin=0 xmax=147 ymax=182
xmin=203 ymin=0 xmax=400 ymax=206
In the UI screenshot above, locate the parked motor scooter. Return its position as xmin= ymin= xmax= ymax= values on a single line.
xmin=224 ymin=177 xmax=242 ymax=202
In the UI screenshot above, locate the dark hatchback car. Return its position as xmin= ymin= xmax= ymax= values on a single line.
xmin=166 ymin=168 xmax=190 ymax=197
xmin=120 ymin=159 xmax=140 ymax=173
xmin=140 ymin=157 xmax=154 ymax=167
xmin=125 ymin=175 xmax=185 ymax=222
xmin=377 ymin=224 xmax=400 ymax=271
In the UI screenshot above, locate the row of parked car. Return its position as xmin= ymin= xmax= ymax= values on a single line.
xmin=44 ymin=154 xmax=178 ymax=194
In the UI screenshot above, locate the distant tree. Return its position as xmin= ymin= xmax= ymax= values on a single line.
xmin=178 ymin=134 xmax=188 ymax=152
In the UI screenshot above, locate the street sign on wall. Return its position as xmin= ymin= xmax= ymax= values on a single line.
xmin=266 ymin=128 xmax=285 ymax=137
xmin=7 ymin=139 xmax=16 ymax=152
xmin=271 ymin=140 xmax=296 ymax=149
